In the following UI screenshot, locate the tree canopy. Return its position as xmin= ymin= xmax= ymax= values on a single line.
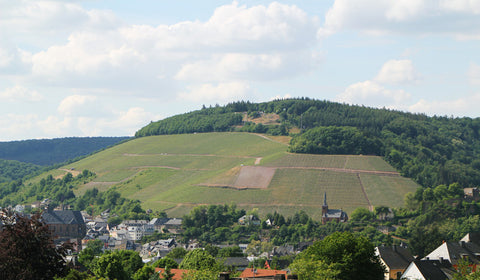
xmin=290 ymin=231 xmax=385 ymax=280
xmin=179 ymin=249 xmax=218 ymax=270
xmin=0 ymin=210 xmax=71 ymax=279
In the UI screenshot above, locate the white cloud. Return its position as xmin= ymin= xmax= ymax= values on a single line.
xmin=175 ymin=51 xmax=320 ymax=82
xmin=37 ymin=115 xmax=74 ymax=137
xmin=178 ymin=82 xmax=252 ymax=103
xmin=409 ymin=93 xmax=480 ymax=117
xmin=335 ymin=80 xmax=411 ymax=108
xmin=440 ymin=0 xmax=480 ymax=14
xmin=375 ymin=59 xmax=421 ymax=85
xmin=320 ymin=0 xmax=480 ymax=38
xmin=0 ymin=48 xmax=14 ymax=68
xmin=469 ymin=63 xmax=480 ymax=85
xmin=58 ymin=95 xmax=98 ymax=116
xmin=0 ymin=105 xmax=160 ymax=141
xmin=0 ymin=86 xmax=43 ymax=102
xmin=24 ymin=1 xmax=319 ymax=96
xmin=105 ymin=107 xmax=161 ymax=135
xmin=0 ymin=0 xmax=121 ymax=47
xmin=0 ymin=113 xmax=40 ymax=140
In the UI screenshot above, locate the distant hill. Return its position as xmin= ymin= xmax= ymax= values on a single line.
xmin=136 ymin=99 xmax=480 ymax=188
xmin=0 ymin=159 xmax=41 ymax=183
xmin=0 ymin=137 xmax=131 ymax=166
xmin=43 ymin=132 xmax=420 ymax=219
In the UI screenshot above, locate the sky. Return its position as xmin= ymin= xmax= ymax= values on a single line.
xmin=1 ymin=0 xmax=480 ymax=141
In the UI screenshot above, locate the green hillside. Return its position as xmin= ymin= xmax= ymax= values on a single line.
xmin=136 ymin=99 xmax=480 ymax=189
xmin=50 ymin=132 xmax=419 ymax=219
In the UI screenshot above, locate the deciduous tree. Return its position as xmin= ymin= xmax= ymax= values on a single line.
xmin=0 ymin=209 xmax=71 ymax=279
xmin=290 ymin=231 xmax=384 ymax=280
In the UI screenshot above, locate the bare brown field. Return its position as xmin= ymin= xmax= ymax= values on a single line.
xmin=234 ymin=166 xmax=276 ymax=189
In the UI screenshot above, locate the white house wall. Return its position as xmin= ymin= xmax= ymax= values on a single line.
xmin=401 ymin=262 xmax=425 ymax=280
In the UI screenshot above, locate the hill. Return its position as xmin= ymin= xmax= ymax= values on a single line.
xmin=0 ymin=137 xmax=131 ymax=166
xmin=136 ymin=99 xmax=480 ymax=189
xmin=47 ymin=132 xmax=420 ymax=219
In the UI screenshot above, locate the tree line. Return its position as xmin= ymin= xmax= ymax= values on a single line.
xmin=0 ymin=136 xmax=130 ymax=166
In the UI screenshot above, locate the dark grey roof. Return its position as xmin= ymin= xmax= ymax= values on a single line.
xmin=149 ymin=217 xmax=169 ymax=225
xmin=42 ymin=210 xmax=85 ymax=225
xmin=445 ymin=241 xmax=480 ymax=265
xmin=324 ymin=209 xmax=347 ymax=219
xmin=165 ymin=218 xmax=182 ymax=225
xmin=413 ymin=260 xmax=451 ymax=280
xmin=461 ymin=232 xmax=480 ymax=246
xmin=221 ymin=257 xmax=250 ymax=267
xmin=377 ymin=245 xmax=414 ymax=270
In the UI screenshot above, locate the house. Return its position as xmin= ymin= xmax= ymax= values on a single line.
xmin=164 ymin=218 xmax=183 ymax=234
xmin=14 ymin=204 xmax=25 ymax=213
xmin=140 ymin=238 xmax=177 ymax=258
xmin=423 ymin=240 xmax=480 ymax=271
xmin=272 ymin=245 xmax=295 ymax=257
xmin=375 ymin=245 xmax=414 ymax=280
xmin=321 ymin=192 xmax=348 ymax=224
xmin=464 ymin=188 xmax=480 ymax=201
xmin=149 ymin=217 xmax=169 ymax=232
xmin=460 ymin=232 xmax=480 ymax=246
xmin=114 ymin=220 xmax=154 ymax=241
xmin=42 ymin=210 xmax=86 ymax=244
xmin=401 ymin=260 xmax=456 ymax=280
xmin=222 ymin=257 xmax=250 ymax=271
xmin=156 ymin=268 xmax=190 ymax=280
xmin=238 ymin=215 xmax=261 ymax=226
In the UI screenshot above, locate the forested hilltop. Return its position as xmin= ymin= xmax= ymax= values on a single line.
xmin=136 ymin=98 xmax=480 ymax=188
xmin=0 ymin=136 xmax=130 ymax=166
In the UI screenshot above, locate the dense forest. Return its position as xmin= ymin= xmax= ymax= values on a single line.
xmin=136 ymin=99 xmax=480 ymax=188
xmin=0 ymin=136 xmax=130 ymax=166
xmin=0 ymin=159 xmax=41 ymax=183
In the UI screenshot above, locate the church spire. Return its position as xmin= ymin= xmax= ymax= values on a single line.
xmin=323 ymin=192 xmax=328 ymax=207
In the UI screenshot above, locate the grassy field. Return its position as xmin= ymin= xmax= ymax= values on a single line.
xmin=58 ymin=132 xmax=419 ymax=219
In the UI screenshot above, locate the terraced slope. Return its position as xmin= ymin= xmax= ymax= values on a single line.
xmin=52 ymin=132 xmax=418 ymax=219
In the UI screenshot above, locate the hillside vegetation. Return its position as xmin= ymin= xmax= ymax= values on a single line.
xmin=136 ymin=99 xmax=480 ymax=189
xmin=0 ymin=159 xmax=41 ymax=183
xmin=0 ymin=136 xmax=130 ymax=166
xmin=48 ymin=133 xmax=420 ymax=219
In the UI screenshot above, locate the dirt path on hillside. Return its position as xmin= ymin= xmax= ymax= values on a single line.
xmin=253 ymin=133 xmax=289 ymax=145
xmin=356 ymin=173 xmax=374 ymax=211
xmin=123 ymin=153 xmax=259 ymax=160
xmin=280 ymin=166 xmax=400 ymax=176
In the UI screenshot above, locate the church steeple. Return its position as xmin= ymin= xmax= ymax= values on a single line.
xmin=322 ymin=192 xmax=328 ymax=215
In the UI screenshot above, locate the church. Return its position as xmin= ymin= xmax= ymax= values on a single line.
xmin=321 ymin=192 xmax=348 ymax=224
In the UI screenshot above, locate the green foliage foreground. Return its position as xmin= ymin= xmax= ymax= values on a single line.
xmin=290 ymin=231 xmax=385 ymax=280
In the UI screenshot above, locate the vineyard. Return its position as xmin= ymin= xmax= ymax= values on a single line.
xmin=33 ymin=132 xmax=419 ymax=219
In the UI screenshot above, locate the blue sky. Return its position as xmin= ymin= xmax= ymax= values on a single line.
xmin=1 ymin=0 xmax=480 ymax=141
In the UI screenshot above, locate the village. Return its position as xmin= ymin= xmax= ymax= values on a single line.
xmin=9 ymin=187 xmax=480 ymax=280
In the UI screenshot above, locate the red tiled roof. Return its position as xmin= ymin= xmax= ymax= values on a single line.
xmin=239 ymin=268 xmax=288 ymax=278
xmin=155 ymin=268 xmax=191 ymax=280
